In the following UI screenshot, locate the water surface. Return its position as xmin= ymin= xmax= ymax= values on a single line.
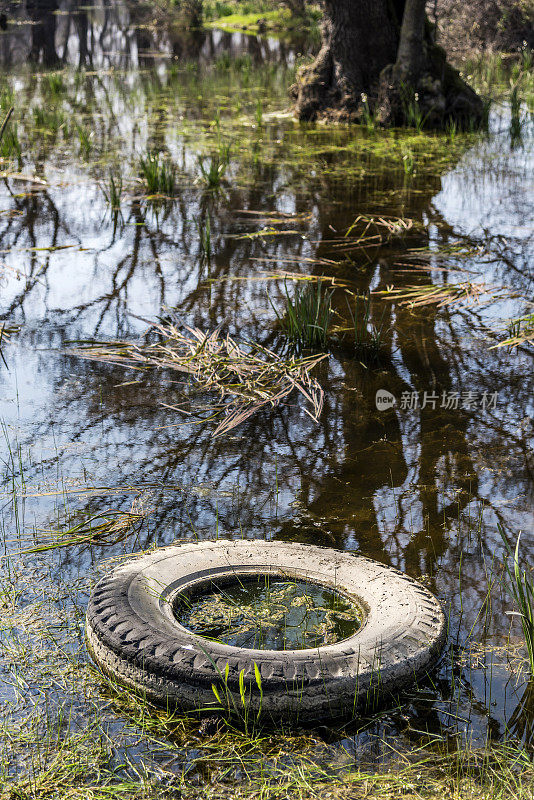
xmin=0 ymin=0 xmax=533 ymax=782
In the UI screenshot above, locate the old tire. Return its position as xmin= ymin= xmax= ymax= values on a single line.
xmin=86 ymin=540 xmax=446 ymax=724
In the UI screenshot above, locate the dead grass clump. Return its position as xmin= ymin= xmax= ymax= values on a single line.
xmin=376 ymin=281 xmax=515 ymax=308
xmin=319 ymin=214 xmax=415 ymax=255
xmin=69 ymin=321 xmax=326 ymax=436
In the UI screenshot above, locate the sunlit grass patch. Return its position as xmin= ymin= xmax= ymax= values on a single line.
xmin=204 ymin=8 xmax=290 ymax=34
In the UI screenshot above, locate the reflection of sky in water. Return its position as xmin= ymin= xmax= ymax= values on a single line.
xmin=433 ymin=109 xmax=533 ymax=321
xmin=436 ymin=116 xmax=534 ymax=239
xmin=0 ymin=2 xmax=533 ymax=765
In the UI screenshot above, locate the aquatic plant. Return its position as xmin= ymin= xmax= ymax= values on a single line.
xmin=445 ymin=118 xmax=458 ymax=141
xmin=177 ymin=576 xmax=360 ymax=650
xmin=347 ymin=291 xmax=387 ymax=360
xmin=139 ymin=151 xmax=176 ymax=196
xmin=402 ymin=147 xmax=415 ymax=175
xmin=75 ymin=122 xmax=92 ymax=158
xmin=208 ymin=653 xmax=265 ymax=734
xmin=215 ymin=51 xmax=232 ymax=71
xmin=322 ymin=214 xmax=415 ymax=255
xmin=360 ymin=92 xmax=377 ymax=131
xmin=70 ymin=320 xmax=326 ymax=437
xmin=101 ymin=170 xmax=123 ymax=211
xmin=255 ymin=96 xmax=263 ymax=127
xmin=44 ymin=72 xmax=65 ymax=96
xmin=197 ymin=144 xmax=230 ymax=189
xmin=21 ymin=494 xmax=151 ymax=554
xmin=196 ymin=214 xmax=212 ymax=259
xmin=275 ymin=279 xmax=333 ymax=349
xmin=499 ymin=528 xmax=534 ymax=676
xmin=32 ymin=106 xmax=65 ymax=133
xmin=377 ymin=281 xmax=514 ymax=308
xmin=0 ymin=106 xmax=13 ymax=144
xmin=400 ymin=86 xmax=429 ymax=131
xmin=234 ymin=52 xmax=252 ymax=75
xmin=493 ymin=313 xmax=534 ymax=348
xmin=0 ymin=108 xmax=21 ymax=166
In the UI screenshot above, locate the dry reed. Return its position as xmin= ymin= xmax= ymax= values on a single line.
xmin=376 ymin=281 xmax=514 ymax=308
xmin=69 ymin=320 xmax=326 ymax=436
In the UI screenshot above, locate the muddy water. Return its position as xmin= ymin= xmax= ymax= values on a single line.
xmin=0 ymin=0 xmax=532 ymax=777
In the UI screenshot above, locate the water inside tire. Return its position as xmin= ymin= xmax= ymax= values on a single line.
xmin=173 ymin=576 xmax=363 ymax=650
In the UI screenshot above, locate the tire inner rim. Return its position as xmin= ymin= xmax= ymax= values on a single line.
xmin=172 ymin=572 xmax=365 ymax=651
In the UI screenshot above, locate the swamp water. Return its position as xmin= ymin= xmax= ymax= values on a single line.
xmin=174 ymin=577 xmax=362 ymax=649
xmin=0 ymin=0 xmax=532 ymax=791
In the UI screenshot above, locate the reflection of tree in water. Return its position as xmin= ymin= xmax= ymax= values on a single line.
xmin=0 ymin=14 xmax=531 ymax=745
xmin=27 ymin=0 xmax=59 ymax=65
xmin=0 ymin=1 xmax=307 ymax=69
xmin=4 ymin=156 xmax=529 ymax=597
xmin=265 ymin=166 xmax=480 ymax=582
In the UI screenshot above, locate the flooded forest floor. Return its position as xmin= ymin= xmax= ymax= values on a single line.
xmin=0 ymin=1 xmax=533 ymax=798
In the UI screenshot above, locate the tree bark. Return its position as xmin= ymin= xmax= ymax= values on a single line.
xmin=394 ymin=0 xmax=426 ymax=81
xmin=291 ymin=0 xmax=399 ymax=122
xmin=292 ymin=0 xmax=484 ymax=127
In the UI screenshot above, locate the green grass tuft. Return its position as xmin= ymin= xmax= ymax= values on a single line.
xmin=197 ymin=143 xmax=230 ymax=190
xmin=500 ymin=527 xmax=534 ymax=676
xmin=139 ymin=151 xmax=176 ymax=196
xmin=275 ymin=279 xmax=333 ymax=350
xmin=102 ymin=170 xmax=123 ymax=211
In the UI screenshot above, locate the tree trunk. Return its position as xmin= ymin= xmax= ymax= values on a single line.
xmin=291 ymin=0 xmax=484 ymax=127
xmin=291 ymin=0 xmax=399 ymax=122
xmin=394 ymin=0 xmax=426 ymax=81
